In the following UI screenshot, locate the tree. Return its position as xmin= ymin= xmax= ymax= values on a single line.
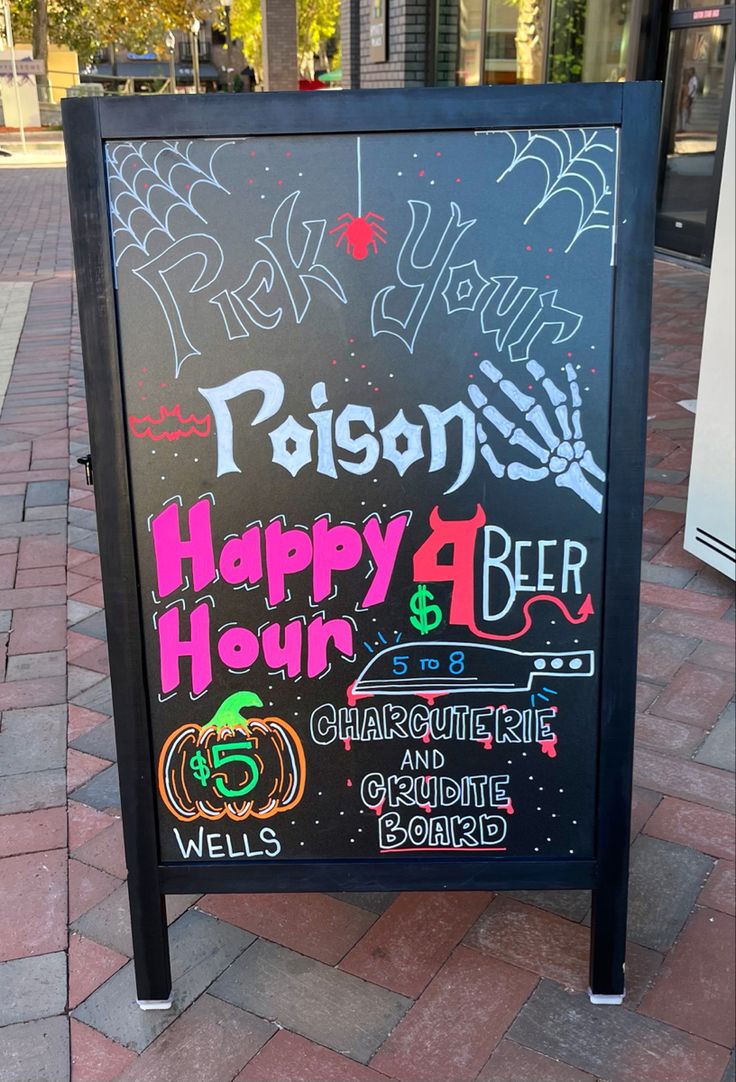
xmin=297 ymin=0 xmax=339 ymax=78
xmin=8 ymin=0 xmax=212 ymax=71
xmin=546 ymin=0 xmax=587 ymax=82
xmin=230 ymin=0 xmax=339 ymax=80
xmin=230 ymin=0 xmax=262 ymax=76
xmin=512 ymin=0 xmax=545 ymax=84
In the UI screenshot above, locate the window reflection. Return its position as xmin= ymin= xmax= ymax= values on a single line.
xmin=458 ymin=0 xmax=484 ymax=85
xmin=506 ymin=0 xmax=548 ymax=83
xmin=548 ymin=0 xmax=632 ymax=82
xmin=435 ymin=0 xmax=634 ymax=86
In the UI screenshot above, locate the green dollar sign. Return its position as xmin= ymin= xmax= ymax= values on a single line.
xmin=189 ymin=749 xmax=211 ymax=788
xmin=409 ymin=584 xmax=442 ymax=635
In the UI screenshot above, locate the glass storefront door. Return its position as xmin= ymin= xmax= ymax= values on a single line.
xmin=656 ymin=9 xmax=734 ymax=259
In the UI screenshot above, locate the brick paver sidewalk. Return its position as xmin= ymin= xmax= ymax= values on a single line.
xmin=0 ymin=165 xmax=733 ymax=1082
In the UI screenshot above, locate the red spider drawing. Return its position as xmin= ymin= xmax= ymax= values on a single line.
xmin=329 ymin=212 xmax=387 ymax=260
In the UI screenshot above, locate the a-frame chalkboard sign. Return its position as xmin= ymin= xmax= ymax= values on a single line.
xmin=62 ymin=83 xmax=658 ymax=1007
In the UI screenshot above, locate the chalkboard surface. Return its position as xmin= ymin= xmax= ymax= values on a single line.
xmin=108 ymin=127 xmax=615 ymax=864
xmin=64 ymin=86 xmax=659 ymax=1002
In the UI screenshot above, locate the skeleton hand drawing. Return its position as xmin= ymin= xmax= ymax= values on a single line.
xmin=468 ymin=360 xmax=606 ymax=513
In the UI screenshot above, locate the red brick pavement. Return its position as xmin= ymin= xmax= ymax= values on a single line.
xmin=0 ymin=168 xmax=733 ymax=1082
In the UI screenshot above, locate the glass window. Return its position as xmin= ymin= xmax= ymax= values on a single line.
xmin=497 ymin=0 xmax=549 ymax=84
xmin=547 ymin=0 xmax=634 ymax=83
xmin=458 ymin=0 xmax=484 ymax=85
xmin=657 ymin=23 xmax=730 ymax=254
xmin=673 ymin=0 xmax=732 ymax=9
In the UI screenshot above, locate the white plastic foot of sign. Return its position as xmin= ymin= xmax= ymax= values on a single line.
xmin=137 ymin=998 xmax=173 ymax=1011
xmin=588 ymin=988 xmax=625 ymax=1005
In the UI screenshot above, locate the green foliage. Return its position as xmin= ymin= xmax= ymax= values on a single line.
xmin=230 ymin=0 xmax=261 ymax=69
xmin=7 ymin=0 xmax=210 ymax=66
xmin=547 ymin=0 xmax=586 ymax=83
xmin=230 ymin=0 xmax=339 ymax=76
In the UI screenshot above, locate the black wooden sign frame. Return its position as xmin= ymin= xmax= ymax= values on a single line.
xmin=63 ymin=83 xmax=659 ymax=1007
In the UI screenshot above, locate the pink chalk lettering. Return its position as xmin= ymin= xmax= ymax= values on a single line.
xmin=261 ymin=620 xmax=303 ymax=677
xmin=264 ymin=520 xmax=312 ymax=605
xmin=307 ymin=615 xmax=355 ymax=678
xmin=152 ymin=499 xmax=216 ymax=598
xmin=361 ymin=514 xmax=410 ymax=607
xmin=219 ymin=526 xmax=263 ymax=586
xmin=217 ymin=625 xmax=260 ymax=670
xmin=158 ymin=602 xmax=212 ymax=694
xmin=312 ymin=518 xmax=363 ymax=602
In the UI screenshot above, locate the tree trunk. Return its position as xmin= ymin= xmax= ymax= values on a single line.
xmin=515 ymin=0 xmax=545 ymax=84
xmin=32 ymin=0 xmax=50 ymax=103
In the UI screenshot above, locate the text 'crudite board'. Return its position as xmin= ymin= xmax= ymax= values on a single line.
xmin=63 ymin=85 xmax=659 ymax=1002
xmin=115 ymin=127 xmax=612 ymax=865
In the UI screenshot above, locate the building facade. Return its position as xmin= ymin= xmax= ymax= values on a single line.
xmin=341 ymin=0 xmax=734 ymax=264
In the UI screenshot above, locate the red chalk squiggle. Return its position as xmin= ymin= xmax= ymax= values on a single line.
xmin=540 ymin=733 xmax=558 ymax=758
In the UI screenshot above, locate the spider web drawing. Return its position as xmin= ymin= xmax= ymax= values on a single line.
xmin=105 ymin=140 xmax=234 ymax=267
xmin=493 ymin=128 xmax=618 ymax=254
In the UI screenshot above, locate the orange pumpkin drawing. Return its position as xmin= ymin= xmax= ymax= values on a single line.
xmin=158 ymin=691 xmax=306 ymax=823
